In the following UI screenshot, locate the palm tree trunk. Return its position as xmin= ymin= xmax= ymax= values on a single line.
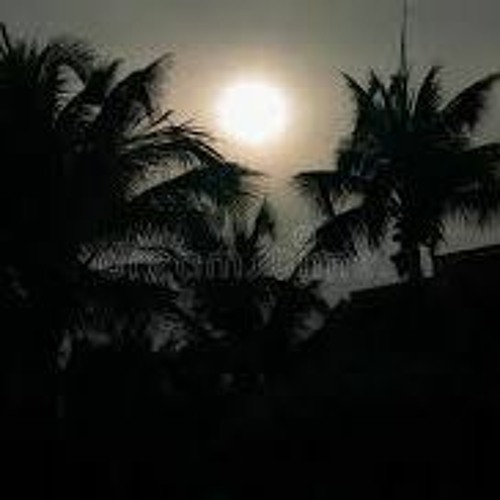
xmin=407 ymin=245 xmax=424 ymax=283
xmin=392 ymin=243 xmax=424 ymax=283
xmin=428 ymin=244 xmax=438 ymax=277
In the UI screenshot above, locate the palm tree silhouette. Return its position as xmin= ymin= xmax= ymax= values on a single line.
xmin=0 ymin=25 xmax=251 ymax=429
xmin=0 ymin=24 xmax=252 ymax=321
xmin=87 ymin=194 xmax=329 ymax=394
xmin=296 ymin=23 xmax=500 ymax=282
xmin=188 ymin=199 xmax=329 ymax=389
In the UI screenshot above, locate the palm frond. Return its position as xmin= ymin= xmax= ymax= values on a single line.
xmin=444 ymin=184 xmax=500 ymax=226
xmin=293 ymin=170 xmax=339 ymax=216
xmin=443 ymin=73 xmax=500 ymax=134
xmin=139 ymin=162 xmax=260 ymax=217
xmin=343 ymin=70 xmax=401 ymax=149
xmin=235 ymin=199 xmax=278 ymax=277
xmin=413 ymin=66 xmax=442 ymax=126
xmin=97 ymin=260 xmax=184 ymax=287
xmin=370 ymin=70 xmax=398 ymax=120
xmin=442 ymin=143 xmax=500 ymax=225
xmin=0 ymin=23 xmax=12 ymax=55
xmin=250 ymin=199 xmax=277 ymax=243
xmin=56 ymin=60 xmax=122 ymax=144
xmin=68 ymin=271 xmax=194 ymax=347
xmin=462 ymin=143 xmax=500 ymax=175
xmin=389 ymin=70 xmax=411 ymax=126
xmin=74 ymin=59 xmax=121 ymax=104
xmin=98 ymin=197 xmax=225 ymax=256
xmin=342 ymin=72 xmax=380 ymax=126
xmin=311 ymin=207 xmax=369 ymax=263
xmin=37 ymin=35 xmax=99 ymax=83
xmin=92 ymin=54 xmax=173 ymax=140
xmin=121 ymin=121 xmax=225 ymax=173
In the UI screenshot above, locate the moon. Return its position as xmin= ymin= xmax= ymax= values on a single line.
xmin=215 ymin=79 xmax=289 ymax=146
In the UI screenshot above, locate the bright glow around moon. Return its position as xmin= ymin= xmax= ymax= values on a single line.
xmin=216 ymin=79 xmax=289 ymax=145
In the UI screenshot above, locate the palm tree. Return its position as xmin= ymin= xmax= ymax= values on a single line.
xmin=0 ymin=25 xmax=251 ymax=429
xmin=0 ymin=24 xmax=252 ymax=322
xmin=178 ymin=199 xmax=330 ymax=390
xmin=296 ymin=26 xmax=500 ymax=282
xmin=82 ymin=194 xmax=330 ymax=394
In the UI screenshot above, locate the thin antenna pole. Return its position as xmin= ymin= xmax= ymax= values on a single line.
xmin=400 ymin=0 xmax=410 ymax=76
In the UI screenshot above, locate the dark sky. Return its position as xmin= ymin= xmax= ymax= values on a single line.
xmin=3 ymin=0 xmax=500 ymax=289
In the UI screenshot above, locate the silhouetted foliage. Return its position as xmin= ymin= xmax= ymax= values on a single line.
xmin=0 ymin=24 xmax=253 ymax=435
xmin=2 ymin=16 xmax=500 ymax=499
xmin=296 ymin=26 xmax=500 ymax=281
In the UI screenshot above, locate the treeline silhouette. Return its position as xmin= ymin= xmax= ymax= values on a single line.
xmin=1 ymin=21 xmax=500 ymax=499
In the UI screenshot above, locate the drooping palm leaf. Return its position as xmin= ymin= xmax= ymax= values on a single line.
xmin=294 ymin=170 xmax=338 ymax=217
xmin=133 ymin=161 xmax=259 ymax=217
xmin=37 ymin=35 xmax=98 ymax=83
xmin=443 ymin=73 xmax=500 ymax=134
xmin=92 ymin=54 xmax=173 ymax=141
xmin=310 ymin=206 xmax=370 ymax=262
xmin=56 ymin=60 xmax=121 ymax=140
xmin=120 ymin=122 xmax=225 ymax=177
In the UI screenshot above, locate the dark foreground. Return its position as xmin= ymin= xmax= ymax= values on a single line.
xmin=1 ymin=277 xmax=500 ymax=499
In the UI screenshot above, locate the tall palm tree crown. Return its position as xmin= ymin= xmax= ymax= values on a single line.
xmin=0 ymin=25 xmax=252 ymax=295
xmin=296 ymin=20 xmax=500 ymax=281
xmin=0 ymin=24 xmax=254 ymax=370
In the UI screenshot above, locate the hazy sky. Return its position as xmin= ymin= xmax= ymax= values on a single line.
xmin=3 ymin=0 xmax=500 ymax=289
xmin=3 ymin=0 xmax=500 ymax=174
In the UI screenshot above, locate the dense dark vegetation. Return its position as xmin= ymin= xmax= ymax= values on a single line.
xmin=1 ymin=22 xmax=500 ymax=499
